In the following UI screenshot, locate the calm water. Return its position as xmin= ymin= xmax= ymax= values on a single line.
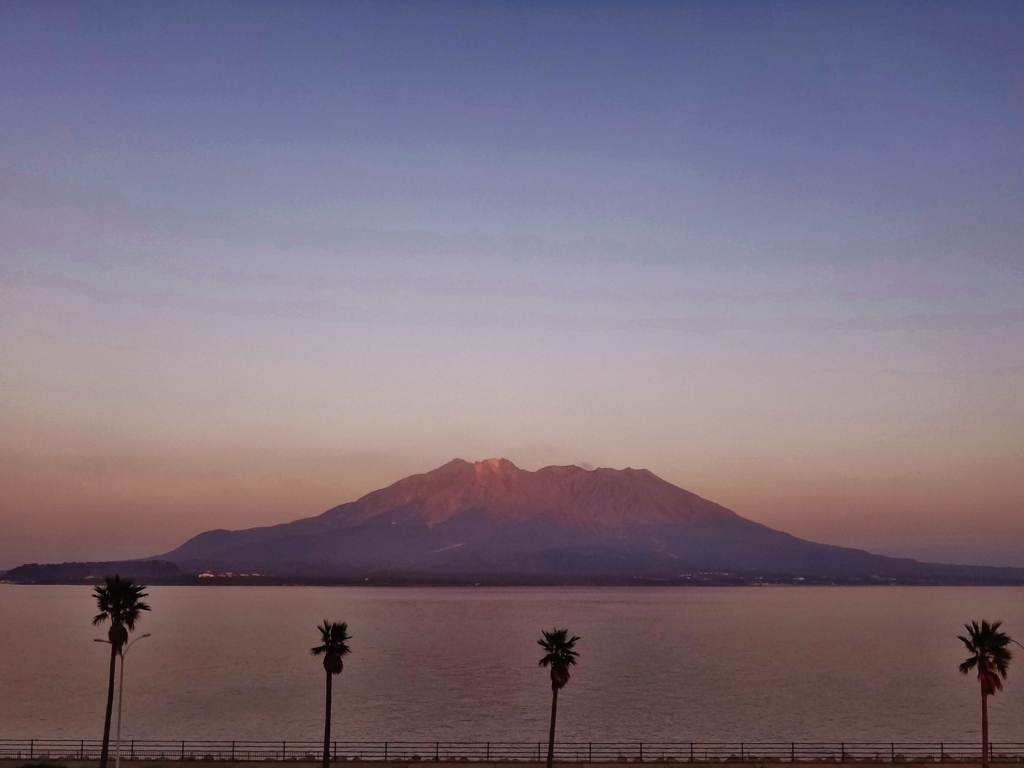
xmin=1 ymin=586 xmax=1022 ymax=743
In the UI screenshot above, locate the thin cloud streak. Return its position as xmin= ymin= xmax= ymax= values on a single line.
xmin=4 ymin=263 xmax=1022 ymax=336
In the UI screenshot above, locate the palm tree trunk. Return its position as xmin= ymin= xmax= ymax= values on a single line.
xmin=546 ymin=686 xmax=558 ymax=768
xmin=322 ymin=672 xmax=333 ymax=768
xmin=981 ymin=689 xmax=989 ymax=768
xmin=100 ymin=643 xmax=118 ymax=768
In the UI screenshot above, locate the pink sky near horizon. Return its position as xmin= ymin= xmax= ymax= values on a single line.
xmin=2 ymin=3 xmax=1023 ymax=570
xmin=3 ymin=287 xmax=1022 ymax=569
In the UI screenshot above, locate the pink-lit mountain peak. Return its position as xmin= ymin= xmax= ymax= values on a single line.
xmin=341 ymin=457 xmax=734 ymax=527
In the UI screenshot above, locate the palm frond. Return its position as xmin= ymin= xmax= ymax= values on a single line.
xmin=959 ymin=657 xmax=978 ymax=674
xmin=959 ymin=619 xmax=1014 ymax=689
xmin=538 ymin=627 xmax=580 ymax=688
xmin=91 ymin=574 xmax=151 ymax=631
xmin=310 ymin=620 xmax=352 ymax=657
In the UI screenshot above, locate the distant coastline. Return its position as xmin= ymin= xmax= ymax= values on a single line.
xmin=4 ymin=559 xmax=1024 ymax=587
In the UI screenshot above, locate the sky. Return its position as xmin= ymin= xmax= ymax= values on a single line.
xmin=1 ymin=1 xmax=1023 ymax=570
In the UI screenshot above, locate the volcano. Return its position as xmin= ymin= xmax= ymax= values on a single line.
xmin=158 ymin=458 xmax=1024 ymax=584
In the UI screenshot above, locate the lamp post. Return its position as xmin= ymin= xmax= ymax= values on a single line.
xmin=95 ymin=633 xmax=151 ymax=768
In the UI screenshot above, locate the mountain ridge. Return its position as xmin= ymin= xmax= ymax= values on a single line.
xmin=318 ymin=457 xmax=741 ymax=528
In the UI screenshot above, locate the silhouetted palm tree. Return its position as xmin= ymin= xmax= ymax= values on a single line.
xmin=959 ymin=620 xmax=1013 ymax=768
xmin=538 ymin=628 xmax=580 ymax=768
xmin=92 ymin=575 xmax=150 ymax=768
xmin=311 ymin=621 xmax=352 ymax=768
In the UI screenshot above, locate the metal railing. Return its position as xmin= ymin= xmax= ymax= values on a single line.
xmin=2 ymin=740 xmax=1024 ymax=763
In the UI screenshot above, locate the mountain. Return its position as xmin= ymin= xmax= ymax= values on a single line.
xmin=159 ymin=458 xmax=1024 ymax=584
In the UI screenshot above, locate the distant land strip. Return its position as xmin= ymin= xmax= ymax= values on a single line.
xmin=4 ymin=558 xmax=1024 ymax=587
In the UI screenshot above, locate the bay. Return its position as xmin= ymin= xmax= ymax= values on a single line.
xmin=1 ymin=586 xmax=1022 ymax=743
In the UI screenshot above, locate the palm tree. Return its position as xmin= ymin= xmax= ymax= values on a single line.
xmin=92 ymin=575 xmax=150 ymax=768
xmin=538 ymin=628 xmax=580 ymax=768
xmin=959 ymin=620 xmax=1013 ymax=768
xmin=311 ymin=620 xmax=352 ymax=768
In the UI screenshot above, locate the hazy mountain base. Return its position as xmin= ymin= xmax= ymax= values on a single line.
xmin=4 ymin=551 xmax=1023 ymax=586
xmin=163 ymin=510 xmax=1024 ymax=586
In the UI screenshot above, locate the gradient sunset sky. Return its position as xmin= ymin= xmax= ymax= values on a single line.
xmin=2 ymin=1 xmax=1023 ymax=570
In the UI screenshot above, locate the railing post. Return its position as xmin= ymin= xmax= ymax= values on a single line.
xmin=841 ymin=743 xmax=845 ymax=763
xmin=589 ymin=743 xmax=593 ymax=763
xmin=81 ymin=740 xmax=85 ymax=759
xmin=641 ymin=743 xmax=644 ymax=762
xmin=30 ymin=740 xmax=34 ymax=760
xmin=741 ymin=743 xmax=744 ymax=763
xmin=940 ymin=744 xmax=944 ymax=763
xmin=181 ymin=740 xmax=185 ymax=760
xmin=891 ymin=743 xmax=894 ymax=762
xmin=435 ymin=742 xmax=439 ymax=762
xmin=486 ymin=743 xmax=489 ymax=762
xmin=132 ymin=739 xmax=135 ymax=761
xmin=283 ymin=741 xmax=286 ymax=761
xmin=385 ymin=742 xmax=389 ymax=762
xmin=231 ymin=741 xmax=235 ymax=761
xmin=691 ymin=743 xmax=695 ymax=763
xmin=791 ymin=743 xmax=795 ymax=763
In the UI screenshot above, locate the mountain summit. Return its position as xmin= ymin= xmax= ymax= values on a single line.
xmin=160 ymin=459 xmax=1024 ymax=584
xmin=314 ymin=458 xmax=737 ymax=528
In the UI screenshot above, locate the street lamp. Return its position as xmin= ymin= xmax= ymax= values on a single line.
xmin=95 ymin=633 xmax=151 ymax=768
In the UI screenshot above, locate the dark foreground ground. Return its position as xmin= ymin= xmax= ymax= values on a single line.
xmin=0 ymin=761 xmax=1016 ymax=768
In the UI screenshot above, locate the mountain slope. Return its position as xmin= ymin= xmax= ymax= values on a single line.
xmin=160 ymin=458 xmax=1024 ymax=583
